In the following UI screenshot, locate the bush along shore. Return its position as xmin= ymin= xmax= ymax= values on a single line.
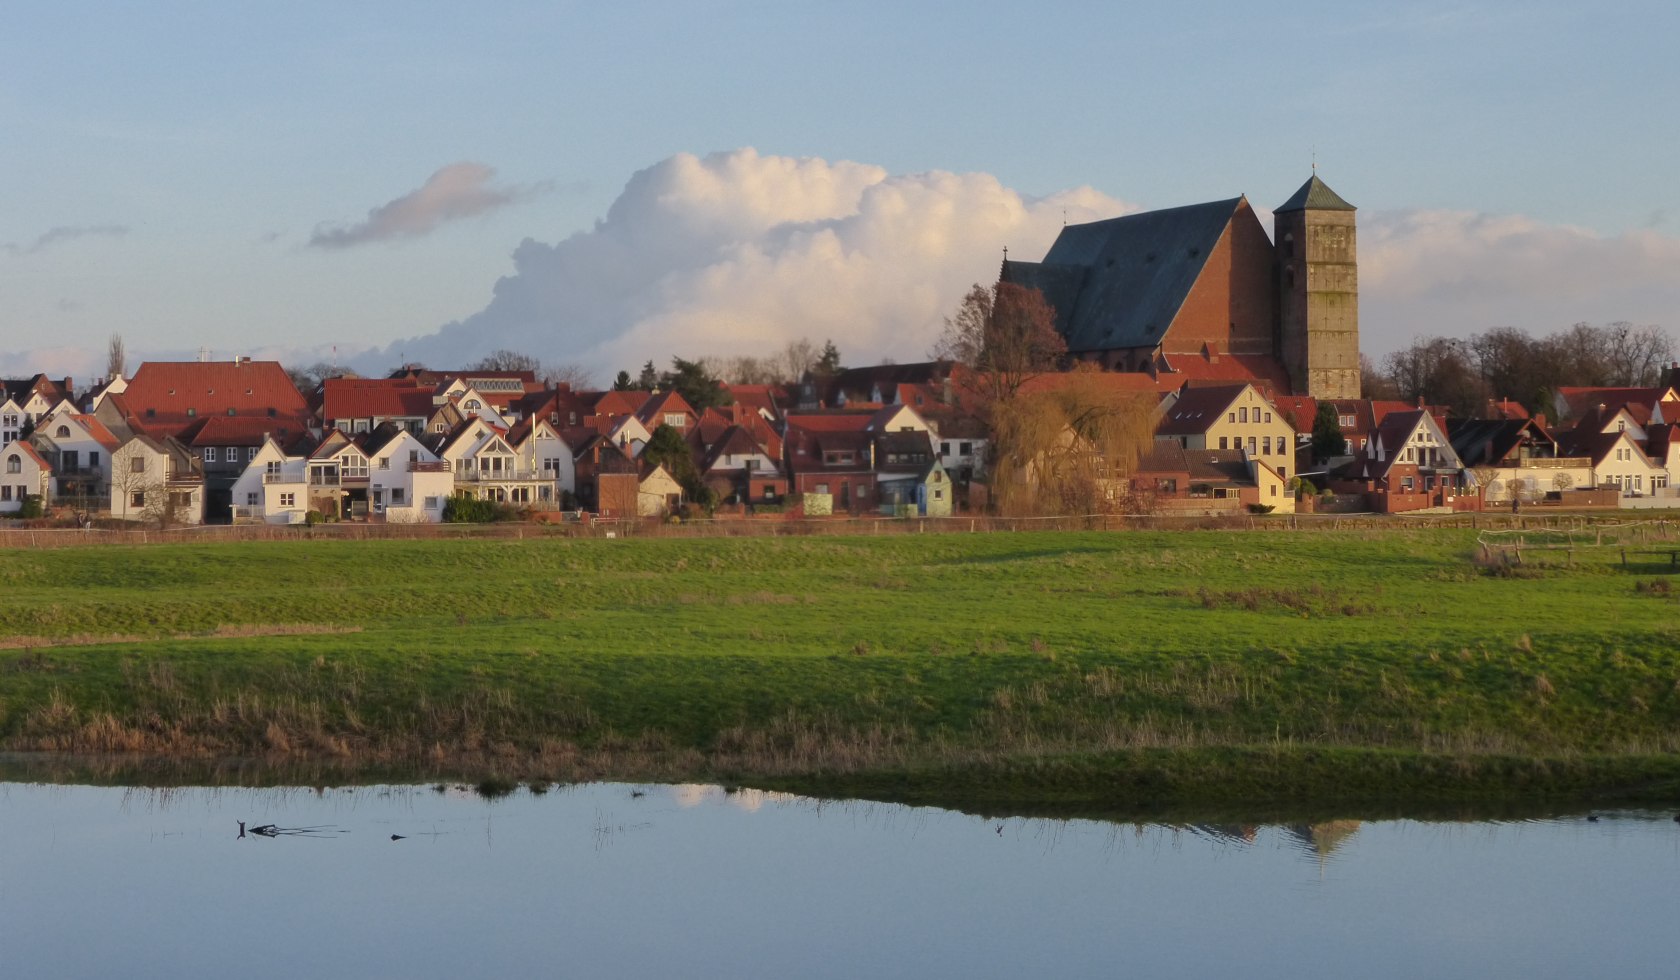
xmin=0 ymin=529 xmax=1677 ymax=810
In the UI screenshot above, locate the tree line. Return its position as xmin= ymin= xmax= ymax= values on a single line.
xmin=1365 ymin=322 xmax=1676 ymax=418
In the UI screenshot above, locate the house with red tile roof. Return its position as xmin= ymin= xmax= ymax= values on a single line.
xmin=30 ymin=409 xmax=121 ymax=503
xmin=1553 ymin=386 xmax=1679 ymax=425
xmin=319 ymin=378 xmax=442 ymax=436
xmin=112 ymin=360 xmax=312 ymax=440
xmin=698 ymin=423 xmax=787 ymax=506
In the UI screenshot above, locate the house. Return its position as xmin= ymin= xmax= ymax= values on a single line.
xmin=698 ymin=423 xmax=786 ymax=506
xmin=507 ymin=414 xmax=578 ymax=505
xmin=29 ymin=410 xmax=120 ymax=503
xmin=0 ymin=440 xmax=53 ymax=514
xmin=1130 ymin=443 xmax=1294 ymax=515
xmin=1155 ymin=382 xmax=1297 ymax=481
xmin=228 ymin=434 xmax=311 ymax=524
xmin=1553 ymin=385 xmax=1679 ymax=426
xmin=637 ymin=462 xmax=684 ymax=517
xmin=875 ymin=431 xmax=953 ymax=517
xmin=783 ymin=413 xmax=881 ymax=514
xmin=108 ymin=359 xmax=312 ymax=438
xmin=1555 ymin=428 xmax=1667 ymax=501
xmin=109 ymin=434 xmax=205 ymax=524
xmin=318 ymin=377 xmax=441 ymax=436
xmin=1 ymin=396 xmax=28 ymax=446
xmin=363 ymin=424 xmax=454 ymax=522
xmin=1001 ymin=173 xmax=1361 ymax=399
xmin=1447 ymin=418 xmax=1589 ymax=505
xmin=1337 ymin=409 xmax=1478 ymax=511
xmin=1 ymin=375 xmax=74 ymax=429
xmin=432 ymin=417 xmax=549 ymax=506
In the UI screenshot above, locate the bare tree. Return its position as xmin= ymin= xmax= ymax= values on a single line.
xmin=473 ymin=349 xmax=542 ymax=373
xmin=540 ymin=362 xmax=595 ymax=389
xmin=107 ymin=333 xmax=126 ymax=380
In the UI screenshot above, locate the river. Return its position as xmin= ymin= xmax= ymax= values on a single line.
xmin=2 ymin=781 xmax=1675 ymax=978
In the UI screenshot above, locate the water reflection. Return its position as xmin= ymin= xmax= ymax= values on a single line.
xmin=3 ymin=781 xmax=1676 ymax=980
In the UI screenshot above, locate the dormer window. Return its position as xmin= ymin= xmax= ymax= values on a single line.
xmin=55 ymin=425 xmax=70 ymax=438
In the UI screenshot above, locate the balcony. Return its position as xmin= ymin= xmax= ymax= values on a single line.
xmin=455 ymin=467 xmax=547 ymax=483
xmin=410 ymin=461 xmax=451 ymax=473
xmin=262 ymin=472 xmax=302 ymax=484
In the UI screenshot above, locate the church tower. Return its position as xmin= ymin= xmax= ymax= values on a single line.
xmin=1275 ymin=174 xmax=1361 ymax=399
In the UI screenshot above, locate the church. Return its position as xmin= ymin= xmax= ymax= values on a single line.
xmin=1000 ymin=173 xmax=1361 ymax=400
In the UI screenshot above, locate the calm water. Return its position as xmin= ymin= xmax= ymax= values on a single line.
xmin=2 ymin=781 xmax=1676 ymax=979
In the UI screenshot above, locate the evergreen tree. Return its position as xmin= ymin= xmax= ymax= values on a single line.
xmin=1311 ymin=402 xmax=1348 ymax=460
xmin=661 ymin=357 xmax=731 ymax=411
xmin=816 ymin=340 xmax=842 ymax=377
xmin=613 ymin=370 xmax=634 ymax=391
xmin=635 ymin=360 xmax=660 ymax=390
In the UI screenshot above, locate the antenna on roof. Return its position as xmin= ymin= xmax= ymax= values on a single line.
xmin=1062 ymin=208 xmax=1067 ymax=227
xmin=1311 ymin=146 xmax=1317 ymax=173
xmin=197 ymin=347 xmax=209 ymax=363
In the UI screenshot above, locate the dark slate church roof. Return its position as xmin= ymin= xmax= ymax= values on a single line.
xmin=1275 ymin=175 xmax=1355 ymax=213
xmin=1002 ymin=197 xmax=1244 ymax=354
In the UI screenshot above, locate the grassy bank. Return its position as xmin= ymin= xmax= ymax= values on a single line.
xmin=1 ymin=528 xmax=1677 ymax=807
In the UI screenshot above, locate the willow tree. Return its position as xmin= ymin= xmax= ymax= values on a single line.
xmin=988 ymin=366 xmax=1157 ymax=516
xmin=937 ymin=283 xmax=1155 ymax=515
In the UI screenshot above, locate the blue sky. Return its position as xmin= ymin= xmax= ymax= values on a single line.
xmin=5 ymin=1 xmax=1679 ymax=380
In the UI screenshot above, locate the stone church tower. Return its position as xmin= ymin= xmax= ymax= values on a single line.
xmin=1275 ymin=174 xmax=1361 ymax=399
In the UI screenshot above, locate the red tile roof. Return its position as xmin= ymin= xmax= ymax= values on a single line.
xmin=122 ymin=361 xmax=311 ymax=437
xmin=320 ymin=378 xmax=437 ymax=422
xmin=181 ymin=415 xmax=312 ymax=447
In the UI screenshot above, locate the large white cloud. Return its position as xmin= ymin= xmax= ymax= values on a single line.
xmin=1359 ymin=209 xmax=1680 ymax=354
xmin=370 ymin=148 xmax=1130 ymax=375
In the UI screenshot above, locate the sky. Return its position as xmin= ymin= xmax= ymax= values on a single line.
xmin=5 ymin=1 xmax=1679 ymax=383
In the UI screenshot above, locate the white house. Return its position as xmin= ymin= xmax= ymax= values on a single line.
xmin=510 ymin=416 xmax=578 ymax=504
xmin=0 ymin=397 xmax=25 ymax=447
xmin=364 ymin=425 xmax=454 ymax=522
xmin=31 ymin=410 xmax=120 ymax=504
xmin=434 ymin=417 xmax=548 ymax=506
xmin=109 ymin=434 xmax=205 ymax=524
xmin=230 ymin=434 xmax=310 ymax=524
xmin=0 ymin=441 xmax=53 ymax=514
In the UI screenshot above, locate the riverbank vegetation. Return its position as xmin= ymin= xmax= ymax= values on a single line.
xmin=1 ymin=529 xmax=1677 ymax=808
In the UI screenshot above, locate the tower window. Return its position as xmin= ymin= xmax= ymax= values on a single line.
xmin=1283 ymin=234 xmax=1295 ymax=259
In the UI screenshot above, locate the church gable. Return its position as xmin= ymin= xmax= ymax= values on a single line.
xmin=1032 ymin=197 xmax=1241 ymax=355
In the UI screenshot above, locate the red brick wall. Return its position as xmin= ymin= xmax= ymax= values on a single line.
xmin=1162 ymin=202 xmax=1276 ymax=357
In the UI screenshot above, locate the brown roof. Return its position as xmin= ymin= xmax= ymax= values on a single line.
xmin=1155 ymin=384 xmax=1250 ymax=436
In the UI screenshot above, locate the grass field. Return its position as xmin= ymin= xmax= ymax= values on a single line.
xmin=1 ymin=527 xmax=1678 ymax=808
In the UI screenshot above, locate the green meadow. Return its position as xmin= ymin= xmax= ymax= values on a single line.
xmin=2 ymin=528 xmax=1678 ymax=809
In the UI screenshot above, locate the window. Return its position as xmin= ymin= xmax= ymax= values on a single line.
xmin=131 ymin=457 xmax=146 ymax=473
xmin=247 ymin=447 xmax=257 ymax=461
xmin=959 ymin=441 xmax=972 ymax=455
xmin=1247 ymin=437 xmax=1256 ymax=453
xmin=1238 ymin=408 xmax=1248 ymax=423
xmin=131 ymin=491 xmax=145 ymax=508
xmin=941 ymin=441 xmax=951 ymax=455
xmin=56 ymin=425 xmax=70 ymax=437
xmin=1227 ymin=412 xmax=1236 ymax=423
xmin=1264 ymin=412 xmax=1272 ymax=423
xmin=409 ymin=450 xmax=419 ymax=464
xmin=279 ymin=492 xmax=295 ymax=507
xmin=246 ymin=492 xmax=259 ymax=506
xmin=89 ymin=452 xmax=99 ymax=469
xmin=1262 ymin=437 xmax=1271 ymax=455
xmin=665 ymin=413 xmax=686 ymax=428
xmin=186 ymin=408 xmax=196 ymax=417
xmin=465 ymin=399 xmax=481 ymax=410
xmin=379 ymin=457 xmax=390 ymax=470
xmin=204 ymin=447 xmax=218 ymax=463
xmin=1 ymin=486 xmax=10 ymax=500
xmin=265 ymin=460 xmax=281 ymax=475
xmin=425 ymin=496 xmax=440 ymax=509
xmin=8 ymin=457 xmax=22 ymax=474
xmin=392 ymin=488 xmax=406 ymax=504
xmin=1218 ymin=437 xmax=1228 ymax=450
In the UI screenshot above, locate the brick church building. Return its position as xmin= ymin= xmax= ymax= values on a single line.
xmin=1000 ymin=173 xmax=1360 ymax=400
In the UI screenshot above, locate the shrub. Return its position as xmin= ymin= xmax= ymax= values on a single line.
xmin=1247 ymin=503 xmax=1275 ymax=515
xmin=442 ymin=493 xmax=515 ymax=523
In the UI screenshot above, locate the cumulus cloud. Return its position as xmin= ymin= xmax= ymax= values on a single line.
xmin=372 ymin=148 xmax=1131 ymax=375
xmin=309 ymin=162 xmax=546 ymax=249
xmin=1360 ymin=210 xmax=1680 ymax=353
xmin=3 ymin=224 xmax=129 ymax=256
